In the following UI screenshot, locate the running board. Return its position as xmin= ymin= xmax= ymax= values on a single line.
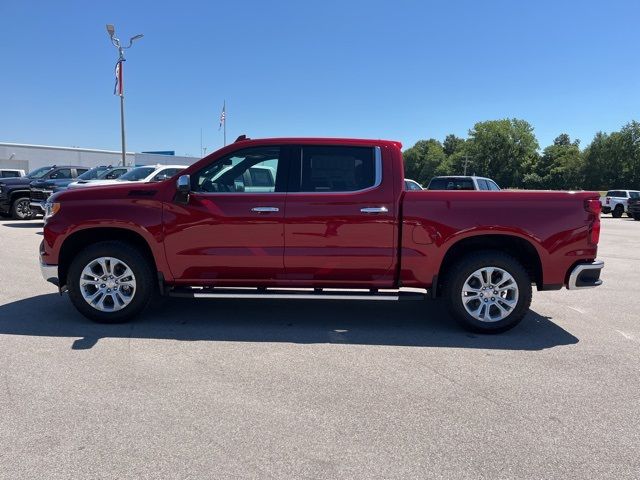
xmin=168 ymin=287 xmax=427 ymax=301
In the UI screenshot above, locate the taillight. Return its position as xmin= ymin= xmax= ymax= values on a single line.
xmin=585 ymin=199 xmax=601 ymax=245
xmin=606 ymin=197 xmax=610 ymax=204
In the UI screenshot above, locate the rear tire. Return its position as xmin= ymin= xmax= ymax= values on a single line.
xmin=11 ymin=197 xmax=33 ymax=220
xmin=67 ymin=241 xmax=154 ymax=323
xmin=443 ymin=251 xmax=532 ymax=333
xmin=634 ymin=213 xmax=640 ymax=221
xmin=612 ymin=205 xmax=623 ymax=218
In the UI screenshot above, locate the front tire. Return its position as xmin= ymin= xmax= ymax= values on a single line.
xmin=634 ymin=213 xmax=640 ymax=221
xmin=443 ymin=251 xmax=532 ymax=333
xmin=11 ymin=197 xmax=33 ymax=220
xmin=67 ymin=241 xmax=154 ymax=323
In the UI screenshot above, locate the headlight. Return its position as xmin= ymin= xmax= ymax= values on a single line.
xmin=44 ymin=202 xmax=61 ymax=220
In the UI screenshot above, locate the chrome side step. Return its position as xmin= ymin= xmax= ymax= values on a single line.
xmin=168 ymin=287 xmax=427 ymax=301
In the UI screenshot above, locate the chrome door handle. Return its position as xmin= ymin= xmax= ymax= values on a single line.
xmin=251 ymin=206 xmax=280 ymax=213
xmin=360 ymin=206 xmax=389 ymax=214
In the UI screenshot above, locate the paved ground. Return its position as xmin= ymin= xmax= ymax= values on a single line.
xmin=0 ymin=217 xmax=638 ymax=479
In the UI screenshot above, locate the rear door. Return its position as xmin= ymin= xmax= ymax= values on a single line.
xmin=283 ymin=144 xmax=397 ymax=286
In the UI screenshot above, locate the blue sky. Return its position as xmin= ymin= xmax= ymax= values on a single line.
xmin=1 ymin=0 xmax=639 ymax=157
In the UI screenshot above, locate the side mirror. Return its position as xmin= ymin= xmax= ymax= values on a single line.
xmin=177 ymin=174 xmax=191 ymax=193
xmin=175 ymin=174 xmax=191 ymax=204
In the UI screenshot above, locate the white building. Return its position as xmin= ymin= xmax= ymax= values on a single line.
xmin=0 ymin=142 xmax=200 ymax=172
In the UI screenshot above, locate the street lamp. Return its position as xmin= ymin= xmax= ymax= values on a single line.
xmin=105 ymin=24 xmax=143 ymax=166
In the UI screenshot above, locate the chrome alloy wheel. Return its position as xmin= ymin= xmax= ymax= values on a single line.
xmin=461 ymin=267 xmax=519 ymax=323
xmin=79 ymin=257 xmax=137 ymax=312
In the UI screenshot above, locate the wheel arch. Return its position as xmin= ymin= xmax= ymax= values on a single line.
xmin=435 ymin=234 xmax=543 ymax=296
xmin=58 ymin=227 xmax=157 ymax=289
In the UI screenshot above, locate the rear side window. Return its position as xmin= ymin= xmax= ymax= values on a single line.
xmin=299 ymin=146 xmax=376 ymax=192
xmin=1 ymin=170 xmax=20 ymax=178
xmin=76 ymin=168 xmax=89 ymax=176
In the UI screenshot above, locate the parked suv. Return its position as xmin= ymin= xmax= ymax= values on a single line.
xmin=0 ymin=165 xmax=88 ymax=219
xmin=600 ymin=190 xmax=640 ymax=218
xmin=427 ymin=176 xmax=501 ymax=191
xmin=628 ymin=196 xmax=640 ymax=220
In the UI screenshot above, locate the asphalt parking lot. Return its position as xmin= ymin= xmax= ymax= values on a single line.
xmin=0 ymin=217 xmax=638 ymax=479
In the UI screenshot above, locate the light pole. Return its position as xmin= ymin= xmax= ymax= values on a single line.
xmin=106 ymin=24 xmax=143 ymax=166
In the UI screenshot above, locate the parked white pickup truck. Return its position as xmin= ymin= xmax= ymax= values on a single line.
xmin=600 ymin=190 xmax=640 ymax=217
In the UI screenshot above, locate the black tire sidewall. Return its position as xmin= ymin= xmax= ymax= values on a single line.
xmin=444 ymin=251 xmax=532 ymax=333
xmin=67 ymin=241 xmax=154 ymax=323
xmin=11 ymin=197 xmax=32 ymax=220
xmin=612 ymin=205 xmax=623 ymax=218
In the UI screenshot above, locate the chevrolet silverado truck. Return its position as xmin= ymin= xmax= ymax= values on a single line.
xmin=39 ymin=137 xmax=604 ymax=333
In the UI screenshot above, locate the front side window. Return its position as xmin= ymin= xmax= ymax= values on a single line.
xmin=49 ymin=168 xmax=72 ymax=179
xmin=630 ymin=192 xmax=640 ymax=199
xmin=487 ymin=180 xmax=501 ymax=191
xmin=300 ymin=146 xmax=375 ymax=192
xmin=477 ymin=179 xmax=489 ymax=190
xmin=194 ymin=147 xmax=280 ymax=193
xmin=1 ymin=171 xmax=20 ymax=178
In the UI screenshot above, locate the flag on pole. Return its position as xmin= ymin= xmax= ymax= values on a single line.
xmin=218 ymin=102 xmax=226 ymax=130
xmin=114 ymin=60 xmax=124 ymax=96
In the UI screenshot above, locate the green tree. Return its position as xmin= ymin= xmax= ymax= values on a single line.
xmin=527 ymin=133 xmax=584 ymax=189
xmin=466 ymin=119 xmax=539 ymax=188
xmin=402 ymin=139 xmax=446 ymax=184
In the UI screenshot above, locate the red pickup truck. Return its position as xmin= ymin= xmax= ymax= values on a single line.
xmin=39 ymin=137 xmax=604 ymax=333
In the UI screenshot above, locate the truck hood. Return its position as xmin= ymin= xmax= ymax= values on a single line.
xmin=0 ymin=177 xmax=33 ymax=187
xmin=52 ymin=181 xmax=163 ymax=203
xmin=67 ymin=179 xmax=124 ymax=189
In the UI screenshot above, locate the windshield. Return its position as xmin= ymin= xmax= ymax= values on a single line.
xmin=27 ymin=166 xmax=54 ymax=179
xmin=77 ymin=166 xmax=110 ymax=180
xmin=117 ymin=166 xmax=155 ymax=182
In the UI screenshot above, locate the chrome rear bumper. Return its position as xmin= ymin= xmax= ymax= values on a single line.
xmin=567 ymin=260 xmax=604 ymax=290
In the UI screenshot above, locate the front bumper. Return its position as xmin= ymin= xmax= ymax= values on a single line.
xmin=40 ymin=261 xmax=59 ymax=286
xmin=30 ymin=201 xmax=45 ymax=214
xmin=567 ymin=260 xmax=604 ymax=290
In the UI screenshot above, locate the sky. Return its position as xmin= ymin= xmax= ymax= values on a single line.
xmin=1 ymin=0 xmax=640 ymax=157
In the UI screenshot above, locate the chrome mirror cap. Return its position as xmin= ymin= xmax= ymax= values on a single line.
xmin=176 ymin=174 xmax=190 ymax=193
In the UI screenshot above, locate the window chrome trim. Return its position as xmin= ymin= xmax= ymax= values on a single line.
xmin=293 ymin=145 xmax=382 ymax=195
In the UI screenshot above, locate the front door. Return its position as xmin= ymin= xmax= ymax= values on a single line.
xmin=163 ymin=146 xmax=288 ymax=284
xmin=283 ymin=144 xmax=397 ymax=287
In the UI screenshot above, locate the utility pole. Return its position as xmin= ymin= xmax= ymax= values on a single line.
xmin=106 ymin=24 xmax=143 ymax=166
xmin=463 ymin=154 xmax=472 ymax=176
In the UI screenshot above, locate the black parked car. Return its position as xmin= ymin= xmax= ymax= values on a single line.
xmin=0 ymin=165 xmax=88 ymax=219
xmin=628 ymin=196 xmax=640 ymax=220
xmin=28 ymin=165 xmax=132 ymax=216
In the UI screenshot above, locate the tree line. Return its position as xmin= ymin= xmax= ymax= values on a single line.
xmin=403 ymin=119 xmax=640 ymax=190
